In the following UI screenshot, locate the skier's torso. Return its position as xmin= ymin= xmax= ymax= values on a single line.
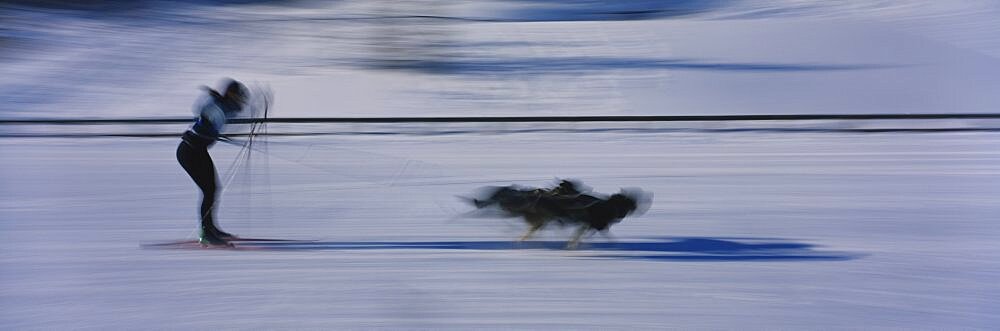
xmin=185 ymin=93 xmax=239 ymax=148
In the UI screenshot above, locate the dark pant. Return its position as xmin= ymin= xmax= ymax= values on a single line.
xmin=177 ymin=136 xmax=218 ymax=228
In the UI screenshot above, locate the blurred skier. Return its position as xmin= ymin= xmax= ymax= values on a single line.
xmin=176 ymin=78 xmax=248 ymax=245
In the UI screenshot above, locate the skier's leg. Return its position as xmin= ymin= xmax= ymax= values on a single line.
xmin=177 ymin=142 xmax=227 ymax=244
xmin=198 ymin=154 xmax=234 ymax=239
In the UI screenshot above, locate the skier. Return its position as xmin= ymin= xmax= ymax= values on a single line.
xmin=176 ymin=78 xmax=248 ymax=245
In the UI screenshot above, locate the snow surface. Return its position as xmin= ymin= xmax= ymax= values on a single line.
xmin=2 ymin=0 xmax=999 ymax=329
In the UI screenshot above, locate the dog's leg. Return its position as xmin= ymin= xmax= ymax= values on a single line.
xmin=519 ymin=224 xmax=541 ymax=241
xmin=566 ymin=227 xmax=589 ymax=249
xmin=599 ymin=230 xmax=617 ymax=243
xmin=519 ymin=215 xmax=545 ymax=241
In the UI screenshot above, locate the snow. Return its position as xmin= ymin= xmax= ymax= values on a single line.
xmin=2 ymin=0 xmax=999 ymax=329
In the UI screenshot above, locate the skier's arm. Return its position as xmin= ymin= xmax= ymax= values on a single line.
xmin=216 ymin=135 xmax=245 ymax=146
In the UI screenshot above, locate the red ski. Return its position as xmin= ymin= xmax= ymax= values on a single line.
xmin=141 ymin=237 xmax=316 ymax=250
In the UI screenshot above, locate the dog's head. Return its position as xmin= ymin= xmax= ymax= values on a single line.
xmin=607 ymin=193 xmax=638 ymax=219
xmin=611 ymin=188 xmax=653 ymax=219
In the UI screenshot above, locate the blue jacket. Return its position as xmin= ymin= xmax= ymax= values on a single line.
xmin=189 ymin=92 xmax=241 ymax=140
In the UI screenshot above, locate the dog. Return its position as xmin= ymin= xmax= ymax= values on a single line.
xmin=467 ymin=180 xmax=651 ymax=249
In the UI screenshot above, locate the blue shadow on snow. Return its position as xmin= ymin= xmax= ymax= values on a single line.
xmin=238 ymin=237 xmax=858 ymax=262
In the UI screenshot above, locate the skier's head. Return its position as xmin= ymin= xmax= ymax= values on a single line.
xmin=219 ymin=78 xmax=248 ymax=113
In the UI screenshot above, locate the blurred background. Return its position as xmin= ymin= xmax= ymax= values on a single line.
xmin=2 ymin=1 xmax=1000 ymax=329
xmin=3 ymin=0 xmax=1000 ymax=121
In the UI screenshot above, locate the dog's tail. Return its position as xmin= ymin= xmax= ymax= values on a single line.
xmin=456 ymin=195 xmax=492 ymax=209
xmin=458 ymin=185 xmax=509 ymax=209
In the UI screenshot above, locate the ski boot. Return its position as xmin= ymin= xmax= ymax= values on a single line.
xmin=205 ymin=223 xmax=237 ymax=240
xmin=200 ymin=226 xmax=231 ymax=247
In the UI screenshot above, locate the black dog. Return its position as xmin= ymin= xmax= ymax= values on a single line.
xmin=468 ymin=180 xmax=651 ymax=249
